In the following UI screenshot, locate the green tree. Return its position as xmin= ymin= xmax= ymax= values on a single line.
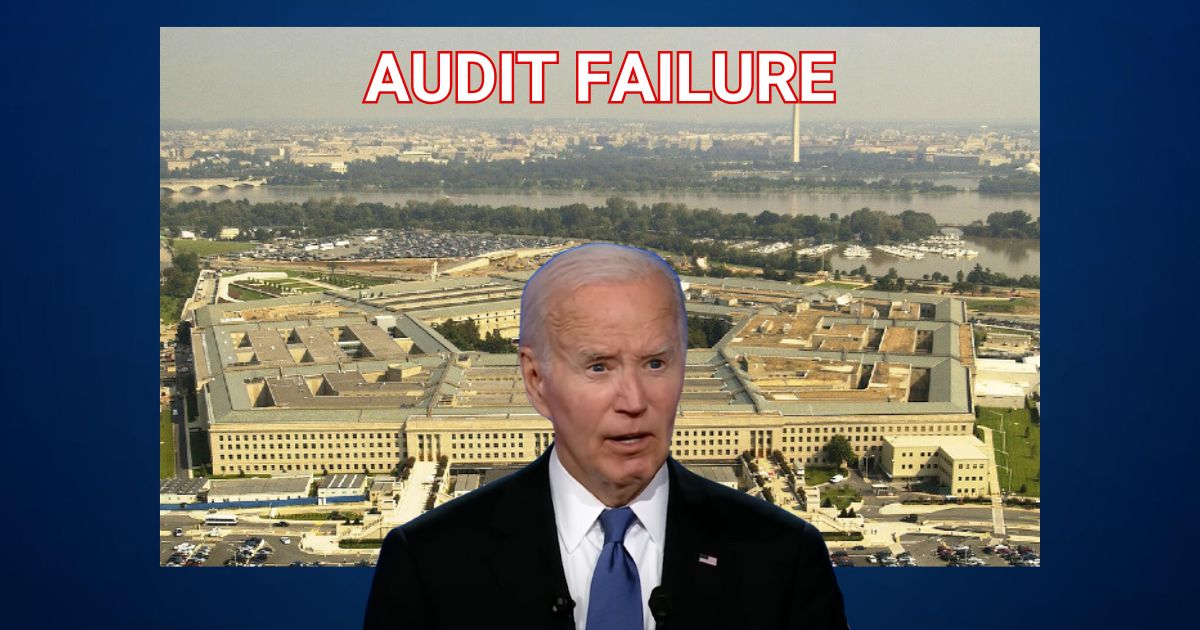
xmin=821 ymin=435 xmax=857 ymax=471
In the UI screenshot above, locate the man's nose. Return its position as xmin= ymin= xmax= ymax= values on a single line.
xmin=614 ymin=368 xmax=648 ymax=416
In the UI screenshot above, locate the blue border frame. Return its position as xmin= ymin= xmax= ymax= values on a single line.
xmin=6 ymin=1 xmax=1192 ymax=627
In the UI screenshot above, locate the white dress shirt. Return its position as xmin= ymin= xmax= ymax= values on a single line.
xmin=548 ymin=448 xmax=669 ymax=630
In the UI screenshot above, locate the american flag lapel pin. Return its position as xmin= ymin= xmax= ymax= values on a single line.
xmin=698 ymin=554 xmax=718 ymax=567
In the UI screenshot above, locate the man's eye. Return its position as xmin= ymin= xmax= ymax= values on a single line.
xmin=648 ymin=359 xmax=665 ymax=369
xmin=588 ymin=364 xmax=607 ymax=373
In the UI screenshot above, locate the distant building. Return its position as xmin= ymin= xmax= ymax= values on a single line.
xmin=881 ymin=435 xmax=991 ymax=498
xmin=159 ymin=477 xmax=210 ymax=505
xmin=192 ymin=278 xmax=976 ymax=480
xmin=452 ymin=473 xmax=481 ymax=497
xmin=983 ymin=331 xmax=1033 ymax=353
xmin=687 ymin=464 xmax=740 ymax=490
xmin=930 ymin=153 xmax=981 ymax=169
xmin=975 ymin=358 xmax=1039 ymax=407
xmin=218 ymin=227 xmax=240 ymax=240
xmin=974 ymin=381 xmax=1027 ymax=409
xmin=207 ymin=475 xmax=312 ymax=503
xmin=369 ymin=476 xmax=397 ymax=504
xmin=316 ymin=473 xmax=368 ymax=503
xmin=165 ymin=158 xmax=197 ymax=171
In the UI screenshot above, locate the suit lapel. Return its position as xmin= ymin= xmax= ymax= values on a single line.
xmin=486 ymin=450 xmax=573 ymax=623
xmin=661 ymin=458 xmax=727 ymax=624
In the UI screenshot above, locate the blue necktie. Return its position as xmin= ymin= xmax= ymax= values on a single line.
xmin=586 ymin=507 xmax=642 ymax=630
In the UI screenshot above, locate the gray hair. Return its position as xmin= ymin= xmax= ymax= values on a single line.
xmin=519 ymin=243 xmax=688 ymax=367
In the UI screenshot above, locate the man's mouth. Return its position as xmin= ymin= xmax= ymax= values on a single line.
xmin=608 ymin=433 xmax=651 ymax=446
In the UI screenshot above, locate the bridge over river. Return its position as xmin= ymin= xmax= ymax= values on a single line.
xmin=160 ymin=178 xmax=267 ymax=193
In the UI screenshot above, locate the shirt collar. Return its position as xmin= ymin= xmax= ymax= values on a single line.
xmin=548 ymin=446 xmax=670 ymax=553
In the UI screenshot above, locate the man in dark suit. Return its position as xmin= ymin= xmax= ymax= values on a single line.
xmin=365 ymin=244 xmax=848 ymax=629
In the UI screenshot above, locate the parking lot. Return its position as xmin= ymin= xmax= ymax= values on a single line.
xmin=897 ymin=534 xmax=1039 ymax=567
xmin=160 ymin=533 xmax=373 ymax=568
xmin=160 ymin=516 xmax=376 ymax=568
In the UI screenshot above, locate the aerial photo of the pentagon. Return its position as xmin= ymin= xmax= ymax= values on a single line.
xmin=161 ymin=221 xmax=1039 ymax=570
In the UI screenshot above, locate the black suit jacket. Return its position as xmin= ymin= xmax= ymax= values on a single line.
xmin=364 ymin=450 xmax=848 ymax=629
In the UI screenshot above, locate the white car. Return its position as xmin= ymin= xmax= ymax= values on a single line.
xmin=280 ymin=537 xmax=291 ymax=545
xmin=829 ymin=474 xmax=845 ymax=483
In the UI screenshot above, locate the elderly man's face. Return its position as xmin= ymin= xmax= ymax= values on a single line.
xmin=520 ymin=275 xmax=685 ymax=506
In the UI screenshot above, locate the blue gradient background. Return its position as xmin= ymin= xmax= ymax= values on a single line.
xmin=3 ymin=2 xmax=1192 ymax=628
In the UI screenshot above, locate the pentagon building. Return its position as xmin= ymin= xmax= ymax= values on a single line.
xmin=189 ymin=274 xmax=976 ymax=476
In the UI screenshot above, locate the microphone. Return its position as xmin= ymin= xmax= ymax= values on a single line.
xmin=649 ymin=586 xmax=672 ymax=630
xmin=551 ymin=594 xmax=576 ymax=628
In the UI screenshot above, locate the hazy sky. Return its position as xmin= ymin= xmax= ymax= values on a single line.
xmin=161 ymin=28 xmax=1039 ymax=125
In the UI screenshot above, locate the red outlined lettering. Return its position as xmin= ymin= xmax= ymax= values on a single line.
xmin=799 ymin=50 xmax=837 ymax=104
xmin=756 ymin=51 xmax=798 ymax=104
xmin=657 ymin=51 xmax=672 ymax=104
xmin=676 ymin=51 xmax=712 ymax=104
xmin=609 ymin=50 xmax=658 ymax=104
xmin=499 ymin=51 xmax=515 ymax=103
xmin=712 ymin=50 xmax=754 ymax=104
xmin=455 ymin=51 xmax=497 ymax=104
xmin=576 ymin=51 xmax=612 ymax=104
xmin=411 ymin=51 xmax=453 ymax=104
xmin=515 ymin=51 xmax=559 ymax=104
xmin=362 ymin=51 xmax=412 ymax=104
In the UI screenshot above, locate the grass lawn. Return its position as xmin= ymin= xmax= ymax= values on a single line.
xmin=274 ymin=280 xmax=325 ymax=293
xmin=963 ymin=297 xmax=1040 ymax=315
xmin=280 ymin=511 xmax=364 ymax=521
xmin=298 ymin=272 xmax=393 ymax=288
xmin=339 ymin=539 xmax=384 ymax=549
xmin=804 ymin=465 xmax=847 ymax=486
xmin=160 ymin=406 xmax=176 ymax=479
xmin=975 ymin=406 xmax=1041 ymax=496
xmin=160 ymin=294 xmax=183 ymax=325
xmin=168 ymin=238 xmax=255 ymax=257
xmin=820 ymin=485 xmax=862 ymax=511
xmin=228 ymin=284 xmax=274 ymax=301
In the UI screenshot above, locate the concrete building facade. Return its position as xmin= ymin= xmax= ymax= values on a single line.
xmin=880 ymin=435 xmax=992 ymax=497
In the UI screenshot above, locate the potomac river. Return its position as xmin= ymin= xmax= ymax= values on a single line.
xmin=165 ymin=186 xmax=1040 ymax=278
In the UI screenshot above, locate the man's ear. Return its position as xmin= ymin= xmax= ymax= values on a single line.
xmin=519 ymin=346 xmax=551 ymax=419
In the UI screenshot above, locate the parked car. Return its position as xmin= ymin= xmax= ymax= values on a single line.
xmin=280 ymin=537 xmax=292 ymax=545
xmin=901 ymin=514 xmax=919 ymax=523
xmin=173 ymin=528 xmax=184 ymax=537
